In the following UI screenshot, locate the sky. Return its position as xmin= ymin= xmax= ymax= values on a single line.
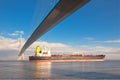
xmin=0 ymin=0 xmax=120 ymax=60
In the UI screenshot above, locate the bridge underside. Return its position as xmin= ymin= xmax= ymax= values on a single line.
xmin=18 ymin=0 xmax=89 ymax=60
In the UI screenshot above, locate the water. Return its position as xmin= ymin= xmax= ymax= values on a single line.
xmin=0 ymin=60 xmax=120 ymax=80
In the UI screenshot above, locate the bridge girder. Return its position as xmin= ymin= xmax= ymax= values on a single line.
xmin=18 ymin=0 xmax=89 ymax=60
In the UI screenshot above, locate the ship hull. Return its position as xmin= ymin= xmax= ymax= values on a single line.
xmin=29 ymin=54 xmax=105 ymax=62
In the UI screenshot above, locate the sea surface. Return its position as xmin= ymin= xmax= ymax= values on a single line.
xmin=0 ymin=60 xmax=120 ymax=80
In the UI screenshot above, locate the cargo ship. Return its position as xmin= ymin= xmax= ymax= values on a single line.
xmin=29 ymin=46 xmax=105 ymax=62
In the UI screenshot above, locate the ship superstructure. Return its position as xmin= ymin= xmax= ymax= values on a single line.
xmin=35 ymin=46 xmax=51 ymax=57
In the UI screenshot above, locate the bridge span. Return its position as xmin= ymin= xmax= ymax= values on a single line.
xmin=18 ymin=0 xmax=89 ymax=60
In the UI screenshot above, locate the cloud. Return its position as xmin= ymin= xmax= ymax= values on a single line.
xmin=0 ymin=30 xmax=24 ymax=37
xmin=0 ymin=35 xmax=70 ymax=51
xmin=95 ymin=39 xmax=120 ymax=43
xmin=8 ymin=30 xmax=24 ymax=37
xmin=0 ymin=35 xmax=120 ymax=60
xmin=75 ymin=45 xmax=120 ymax=55
xmin=103 ymin=39 xmax=120 ymax=43
xmin=16 ymin=31 xmax=24 ymax=35
xmin=9 ymin=33 xmax=19 ymax=36
xmin=27 ymin=41 xmax=71 ymax=53
xmin=0 ymin=36 xmax=19 ymax=50
xmin=82 ymin=37 xmax=120 ymax=44
xmin=0 ymin=36 xmax=72 ymax=60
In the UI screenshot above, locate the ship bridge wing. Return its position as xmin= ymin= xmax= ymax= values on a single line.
xmin=18 ymin=0 xmax=89 ymax=60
